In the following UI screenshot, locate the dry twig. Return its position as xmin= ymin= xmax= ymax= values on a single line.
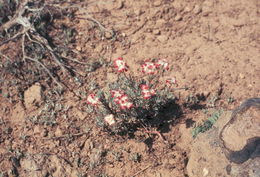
xmin=130 ymin=165 xmax=152 ymax=177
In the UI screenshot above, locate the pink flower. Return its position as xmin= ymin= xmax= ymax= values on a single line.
xmin=155 ymin=59 xmax=169 ymax=70
xmin=110 ymin=90 xmax=134 ymax=109
xmin=87 ymin=93 xmax=100 ymax=106
xmin=140 ymin=84 xmax=156 ymax=99
xmin=166 ymin=78 xmax=178 ymax=86
xmin=111 ymin=90 xmax=124 ymax=98
xmin=120 ymin=101 xmax=134 ymax=109
xmin=104 ymin=114 xmax=116 ymax=125
xmin=141 ymin=61 xmax=156 ymax=74
xmin=114 ymin=57 xmax=128 ymax=72
xmin=118 ymin=94 xmax=134 ymax=109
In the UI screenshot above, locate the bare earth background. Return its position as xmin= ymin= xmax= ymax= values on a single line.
xmin=0 ymin=0 xmax=259 ymax=176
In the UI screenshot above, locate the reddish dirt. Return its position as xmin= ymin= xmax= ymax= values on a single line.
xmin=0 ymin=0 xmax=259 ymax=176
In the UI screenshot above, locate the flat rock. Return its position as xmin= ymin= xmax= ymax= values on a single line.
xmin=24 ymin=83 xmax=42 ymax=109
xmin=157 ymin=35 xmax=168 ymax=43
xmin=193 ymin=5 xmax=202 ymax=14
xmin=174 ymin=14 xmax=182 ymax=21
xmin=153 ymin=0 xmax=161 ymax=7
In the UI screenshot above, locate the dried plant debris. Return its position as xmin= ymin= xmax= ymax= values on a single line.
xmin=0 ymin=0 xmax=92 ymax=89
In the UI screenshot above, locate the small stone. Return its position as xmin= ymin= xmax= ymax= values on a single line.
xmin=153 ymin=29 xmax=161 ymax=35
xmin=202 ymin=0 xmax=213 ymax=16
xmin=41 ymin=129 xmax=48 ymax=137
xmin=104 ymin=30 xmax=114 ymax=39
xmin=117 ymin=1 xmax=124 ymax=9
xmin=75 ymin=109 xmax=87 ymax=120
xmin=175 ymin=14 xmax=182 ymax=21
xmin=95 ymin=45 xmax=103 ymax=53
xmin=193 ymin=5 xmax=202 ymax=14
xmin=55 ymin=127 xmax=63 ymax=137
xmin=24 ymin=83 xmax=42 ymax=109
xmin=145 ymin=33 xmax=155 ymax=42
xmin=156 ymin=19 xmax=166 ymax=26
xmin=134 ymin=9 xmax=142 ymax=16
xmin=76 ymin=46 xmax=82 ymax=51
xmin=239 ymin=73 xmax=245 ymax=79
xmin=184 ymin=6 xmax=193 ymax=13
xmin=203 ymin=168 xmax=209 ymax=176
xmin=157 ymin=35 xmax=168 ymax=43
xmin=153 ymin=0 xmax=161 ymax=7
xmin=33 ymin=125 xmax=41 ymax=134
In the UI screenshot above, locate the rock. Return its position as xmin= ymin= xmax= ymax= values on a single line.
xmin=156 ymin=19 xmax=166 ymax=26
xmin=134 ymin=9 xmax=142 ymax=16
xmin=73 ymin=107 xmax=88 ymax=120
xmin=187 ymin=98 xmax=260 ymax=177
xmin=76 ymin=46 xmax=82 ymax=52
xmin=116 ymin=0 xmax=124 ymax=9
xmin=41 ymin=128 xmax=48 ymax=137
xmin=24 ymin=83 xmax=42 ymax=109
xmin=184 ymin=6 xmax=193 ymax=13
xmin=153 ymin=0 xmax=161 ymax=7
xmin=20 ymin=157 xmax=43 ymax=177
xmin=54 ymin=127 xmax=63 ymax=137
xmin=239 ymin=73 xmax=245 ymax=79
xmin=221 ymin=99 xmax=260 ymax=151
xmin=202 ymin=0 xmax=213 ymax=16
xmin=193 ymin=5 xmax=202 ymax=14
xmin=174 ymin=14 xmax=182 ymax=21
xmin=48 ymin=155 xmax=77 ymax=176
xmin=20 ymin=157 xmax=38 ymax=171
xmin=104 ymin=30 xmax=114 ymax=39
xmin=153 ymin=29 xmax=161 ymax=35
xmin=157 ymin=35 xmax=168 ymax=43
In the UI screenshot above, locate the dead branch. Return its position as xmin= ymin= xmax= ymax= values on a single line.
xmin=130 ymin=165 xmax=152 ymax=177
xmin=0 ymin=1 xmax=77 ymax=88
xmin=25 ymin=56 xmax=63 ymax=88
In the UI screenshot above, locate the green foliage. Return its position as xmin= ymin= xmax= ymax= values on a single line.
xmin=129 ymin=152 xmax=142 ymax=163
xmin=86 ymin=58 xmax=180 ymax=135
xmin=192 ymin=109 xmax=223 ymax=138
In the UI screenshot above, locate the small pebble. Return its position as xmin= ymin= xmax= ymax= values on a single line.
xmin=104 ymin=30 xmax=114 ymax=39
xmin=239 ymin=73 xmax=245 ymax=79
xmin=175 ymin=14 xmax=182 ymax=21
xmin=134 ymin=9 xmax=142 ymax=16
xmin=153 ymin=0 xmax=161 ymax=7
xmin=153 ymin=29 xmax=161 ymax=35
xmin=117 ymin=1 xmax=124 ymax=9
xmin=76 ymin=46 xmax=82 ymax=51
xmin=203 ymin=168 xmax=209 ymax=176
xmin=184 ymin=6 xmax=193 ymax=13
xmin=193 ymin=5 xmax=202 ymax=14
xmin=157 ymin=35 xmax=168 ymax=43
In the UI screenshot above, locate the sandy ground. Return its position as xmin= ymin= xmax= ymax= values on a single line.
xmin=0 ymin=0 xmax=259 ymax=176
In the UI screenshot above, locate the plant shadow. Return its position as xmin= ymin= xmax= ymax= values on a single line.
xmin=108 ymin=98 xmax=183 ymax=149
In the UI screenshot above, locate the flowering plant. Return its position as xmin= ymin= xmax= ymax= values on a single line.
xmin=86 ymin=57 xmax=180 ymax=136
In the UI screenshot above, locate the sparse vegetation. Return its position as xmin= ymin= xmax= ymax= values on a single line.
xmin=85 ymin=57 xmax=181 ymax=138
xmin=192 ymin=109 xmax=223 ymax=138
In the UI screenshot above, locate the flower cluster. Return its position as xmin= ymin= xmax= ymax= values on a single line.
xmin=166 ymin=78 xmax=178 ymax=86
xmin=104 ymin=114 xmax=116 ymax=125
xmin=86 ymin=57 xmax=178 ymax=127
xmin=114 ymin=57 xmax=128 ymax=72
xmin=141 ymin=59 xmax=169 ymax=74
xmin=142 ymin=61 xmax=157 ymax=74
xmin=111 ymin=90 xmax=134 ymax=109
xmin=140 ymin=84 xmax=156 ymax=99
xmin=155 ymin=59 xmax=169 ymax=70
xmin=87 ymin=93 xmax=100 ymax=106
